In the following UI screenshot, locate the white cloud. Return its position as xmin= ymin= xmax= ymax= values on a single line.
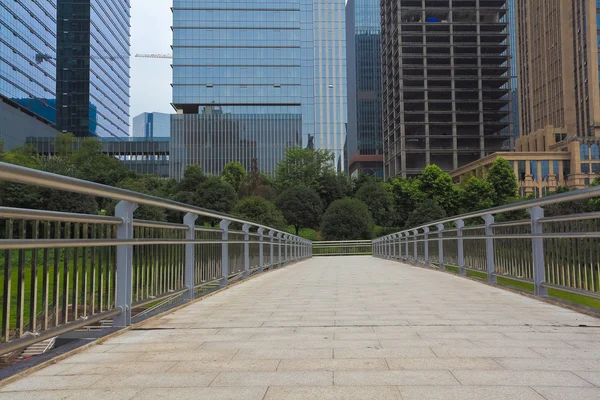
xmin=129 ymin=0 xmax=173 ymax=131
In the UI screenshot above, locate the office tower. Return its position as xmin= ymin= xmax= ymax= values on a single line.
xmin=514 ymin=0 xmax=600 ymax=188
xmin=0 ymin=0 xmax=59 ymax=148
xmin=346 ymin=0 xmax=384 ymax=177
xmin=1 ymin=0 xmax=131 ymax=145
xmin=381 ymin=0 xmax=512 ymax=178
xmin=56 ymin=0 xmax=130 ymax=138
xmin=170 ymin=0 xmax=347 ymax=179
xmin=507 ymin=0 xmax=518 ymax=140
xmin=133 ymin=112 xmax=171 ymax=138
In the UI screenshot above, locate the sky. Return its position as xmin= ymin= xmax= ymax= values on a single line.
xmin=129 ymin=0 xmax=173 ymax=129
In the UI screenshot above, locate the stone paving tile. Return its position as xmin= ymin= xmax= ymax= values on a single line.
xmin=139 ymin=349 xmax=238 ymax=362
xmin=278 ymin=359 xmax=388 ymax=371
xmin=211 ymin=371 xmax=332 ymax=387
xmin=1 ymin=375 xmax=103 ymax=392
xmin=168 ymin=359 xmax=281 ymax=373
xmin=496 ymin=357 xmax=600 ymax=371
xmin=532 ymin=386 xmax=600 ymax=400
xmin=91 ymin=372 xmax=218 ymax=388
xmin=105 ymin=342 xmax=201 ymax=353
xmin=573 ymin=371 xmax=600 ymax=386
xmin=380 ymin=339 xmax=474 ymax=348
xmin=335 ymin=347 xmax=437 ymax=359
xmin=431 ymin=346 xmax=543 ymax=358
xmin=234 ymin=348 xmax=333 ymax=360
xmin=530 ymin=347 xmax=600 ymax=359
xmin=452 ymin=370 xmax=593 ymax=387
xmin=0 ymin=389 xmax=141 ymax=400
xmin=263 ymin=386 xmax=402 ymax=399
xmin=334 ymin=370 xmax=459 ymax=386
xmin=131 ymin=387 xmax=268 ymax=400
xmin=399 ymin=386 xmax=545 ymax=400
xmin=386 ymin=357 xmax=503 ymax=370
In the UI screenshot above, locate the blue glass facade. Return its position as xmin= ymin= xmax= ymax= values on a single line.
xmin=346 ymin=0 xmax=383 ymax=176
xmin=0 ymin=0 xmax=129 ymax=143
xmin=507 ymin=0 xmax=519 ymax=140
xmin=133 ymin=112 xmax=171 ymax=138
xmin=172 ymin=0 xmax=347 ymax=173
xmin=56 ymin=0 xmax=130 ymax=138
xmin=0 ymin=0 xmax=57 ymax=130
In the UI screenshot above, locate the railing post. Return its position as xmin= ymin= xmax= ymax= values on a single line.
xmin=412 ymin=229 xmax=418 ymax=263
xmin=437 ymin=224 xmax=445 ymax=270
xmin=528 ymin=206 xmax=548 ymax=296
xmin=277 ymin=233 xmax=282 ymax=267
xmin=284 ymin=234 xmax=289 ymax=263
xmin=220 ymin=219 xmax=231 ymax=287
xmin=456 ymin=219 xmax=466 ymax=275
xmin=269 ymin=231 xmax=275 ymax=269
xmin=398 ymin=235 xmax=402 ymax=260
xmin=404 ymin=232 xmax=409 ymax=261
xmin=483 ymin=214 xmax=496 ymax=284
xmin=184 ymin=213 xmax=198 ymax=301
xmin=242 ymin=223 xmax=251 ymax=279
xmin=258 ymin=228 xmax=264 ymax=272
xmin=423 ymin=227 xmax=430 ymax=266
xmin=114 ymin=200 xmax=138 ymax=327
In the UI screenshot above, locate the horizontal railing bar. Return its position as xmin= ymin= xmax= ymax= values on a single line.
xmin=492 ymin=273 xmax=534 ymax=284
xmin=0 ymin=162 xmax=300 ymax=238
xmin=313 ymin=240 xmax=373 ymax=244
xmin=194 ymin=278 xmax=221 ymax=289
xmin=387 ymin=232 xmax=600 ymax=243
xmin=132 ymin=287 xmax=190 ymax=309
xmin=0 ymin=308 xmax=121 ymax=356
xmin=542 ymin=282 xmax=600 ymax=301
xmin=133 ymin=220 xmax=187 ymax=230
xmin=194 ymin=227 xmax=223 ymax=233
xmin=539 ymin=211 xmax=600 ymax=224
xmin=491 ymin=220 xmax=531 ymax=228
xmin=0 ymin=207 xmax=122 ymax=224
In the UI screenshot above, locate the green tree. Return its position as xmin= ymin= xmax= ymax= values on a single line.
xmin=275 ymin=186 xmax=323 ymax=235
xmin=590 ymin=178 xmax=600 ymax=211
xmin=174 ymin=164 xmax=206 ymax=206
xmin=321 ymin=198 xmax=373 ymax=240
xmin=461 ymin=176 xmax=496 ymax=212
xmin=222 ymin=162 xmax=246 ymax=192
xmin=317 ymin=172 xmax=352 ymax=209
xmin=232 ymin=196 xmax=286 ymax=229
xmin=40 ymin=189 xmax=98 ymax=215
xmin=355 ymin=181 xmax=394 ymax=226
xmin=415 ymin=165 xmax=460 ymax=216
xmin=404 ymin=199 xmax=447 ymax=229
xmin=390 ymin=177 xmax=423 ymax=228
xmin=113 ymin=176 xmax=168 ymax=221
xmin=486 ymin=157 xmax=518 ymax=206
xmin=274 ymin=148 xmax=334 ymax=190
xmin=196 ymin=176 xmax=238 ymax=225
xmin=352 ymin=173 xmax=382 ymax=196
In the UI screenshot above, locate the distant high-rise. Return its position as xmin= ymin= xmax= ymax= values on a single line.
xmin=513 ymin=0 xmax=600 ymax=187
xmin=170 ymin=0 xmax=347 ymax=178
xmin=56 ymin=0 xmax=130 ymax=138
xmin=346 ymin=0 xmax=384 ymax=178
xmin=0 ymin=0 xmax=130 ymax=147
xmin=380 ymin=0 xmax=512 ymax=178
xmin=133 ymin=113 xmax=171 ymax=139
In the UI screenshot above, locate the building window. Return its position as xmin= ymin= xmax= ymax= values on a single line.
xmin=581 ymin=143 xmax=590 ymax=160
xmin=591 ymin=144 xmax=600 ymax=160
xmin=582 ymin=163 xmax=590 ymax=174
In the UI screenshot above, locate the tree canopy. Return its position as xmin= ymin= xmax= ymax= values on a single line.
xmin=276 ymin=185 xmax=323 ymax=235
xmin=321 ymin=198 xmax=373 ymax=240
xmin=274 ymin=148 xmax=334 ymax=190
xmin=404 ymin=199 xmax=447 ymax=229
xmin=222 ymin=162 xmax=246 ymax=192
xmin=232 ymin=196 xmax=286 ymax=229
xmin=355 ymin=181 xmax=394 ymax=226
xmin=486 ymin=157 xmax=518 ymax=206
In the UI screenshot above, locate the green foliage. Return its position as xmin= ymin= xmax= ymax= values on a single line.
xmin=286 ymin=226 xmax=319 ymax=241
xmin=232 ymin=196 xmax=285 ymax=229
xmin=196 ymin=177 xmax=238 ymax=225
xmin=355 ymin=181 xmax=394 ymax=226
xmin=112 ymin=176 xmax=168 ymax=222
xmin=222 ymin=162 xmax=246 ymax=192
xmin=494 ymin=196 xmax=530 ymax=222
xmin=321 ymin=198 xmax=373 ymax=240
xmin=276 ymin=186 xmax=323 ymax=235
xmin=389 ymin=178 xmax=422 ymax=227
xmin=590 ymin=179 xmax=600 ymax=211
xmin=317 ymin=172 xmax=352 ymax=210
xmin=415 ymin=165 xmax=460 ymax=216
xmin=174 ymin=164 xmax=207 ymax=206
xmin=461 ymin=176 xmax=495 ymax=213
xmin=486 ymin=157 xmax=518 ymax=206
xmin=274 ymin=148 xmax=334 ymax=190
xmin=404 ymin=199 xmax=447 ymax=229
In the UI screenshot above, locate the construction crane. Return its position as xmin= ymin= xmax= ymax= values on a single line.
xmin=135 ymin=54 xmax=172 ymax=59
xmin=35 ymin=53 xmax=172 ymax=64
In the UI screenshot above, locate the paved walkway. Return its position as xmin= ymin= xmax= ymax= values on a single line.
xmin=3 ymin=257 xmax=600 ymax=399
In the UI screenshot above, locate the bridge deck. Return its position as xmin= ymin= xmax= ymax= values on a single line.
xmin=2 ymin=257 xmax=600 ymax=399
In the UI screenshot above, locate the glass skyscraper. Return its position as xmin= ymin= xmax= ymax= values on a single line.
xmin=346 ymin=0 xmax=383 ymax=177
xmin=0 ymin=0 xmax=130 ymax=145
xmin=133 ymin=112 xmax=171 ymax=138
xmin=171 ymin=0 xmax=347 ymax=177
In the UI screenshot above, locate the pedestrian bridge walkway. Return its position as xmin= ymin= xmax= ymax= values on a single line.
xmin=3 ymin=256 xmax=600 ymax=400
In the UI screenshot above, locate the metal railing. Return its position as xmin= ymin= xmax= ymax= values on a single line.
xmin=0 ymin=162 xmax=313 ymax=355
xmin=312 ymin=240 xmax=373 ymax=256
xmin=374 ymin=185 xmax=600 ymax=302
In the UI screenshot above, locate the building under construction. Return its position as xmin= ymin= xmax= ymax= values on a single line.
xmin=381 ymin=0 xmax=512 ymax=177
